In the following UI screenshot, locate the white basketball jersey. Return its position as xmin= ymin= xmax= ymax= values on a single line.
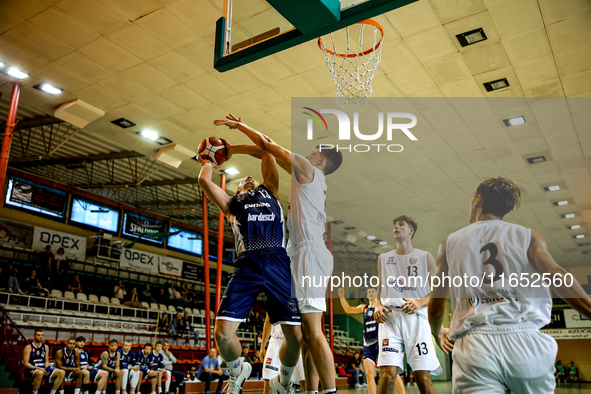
xmin=379 ymin=248 xmax=431 ymax=318
xmin=446 ymin=220 xmax=552 ymax=339
xmin=287 ymin=167 xmax=327 ymax=247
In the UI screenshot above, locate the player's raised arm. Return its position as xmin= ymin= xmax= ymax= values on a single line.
xmin=528 ymin=230 xmax=591 ymax=319
xmin=338 ymin=288 xmax=366 ymax=314
xmin=198 ymin=160 xmax=231 ymax=216
xmin=215 ymin=114 xmax=315 ymax=179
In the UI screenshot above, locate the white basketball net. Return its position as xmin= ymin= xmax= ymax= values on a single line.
xmin=319 ymin=20 xmax=383 ymax=107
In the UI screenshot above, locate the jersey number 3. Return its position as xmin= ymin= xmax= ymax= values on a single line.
xmin=480 ymin=242 xmax=503 ymax=284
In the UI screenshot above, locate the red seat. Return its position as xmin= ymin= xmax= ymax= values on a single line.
xmin=337 ymin=367 xmax=351 ymax=377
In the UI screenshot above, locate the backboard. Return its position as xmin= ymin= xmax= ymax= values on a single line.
xmin=214 ymin=0 xmax=418 ymax=72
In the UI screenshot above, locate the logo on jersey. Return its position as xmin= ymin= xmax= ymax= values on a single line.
xmin=382 ymin=339 xmax=389 ymax=346
xmin=387 ymin=256 xmax=396 ymax=264
xmin=409 ymin=258 xmax=417 ymax=265
xmin=388 ymin=278 xmax=416 ymax=292
xmin=266 ymin=358 xmax=272 ymax=365
xmin=317 ymin=212 xmax=325 ymax=222
xmin=288 ymin=300 xmax=298 ymax=312
xmin=247 ymin=213 xmax=276 ymax=221
xmin=468 ymin=293 xmax=480 ymax=308
xmin=244 ymin=202 xmax=271 ymax=209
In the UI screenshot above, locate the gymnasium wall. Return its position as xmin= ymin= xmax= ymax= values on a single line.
xmin=555 ymin=339 xmax=591 ymax=381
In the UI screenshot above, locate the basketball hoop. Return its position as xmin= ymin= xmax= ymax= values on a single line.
xmin=318 ymin=19 xmax=384 ymax=107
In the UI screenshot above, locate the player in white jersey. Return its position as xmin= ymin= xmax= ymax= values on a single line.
xmin=215 ymin=114 xmax=343 ymax=394
xmin=260 ymin=314 xmax=305 ymax=394
xmin=338 ymin=287 xmax=406 ymax=394
xmin=374 ymin=215 xmax=443 ymax=394
xmin=429 ymin=176 xmax=591 ymax=394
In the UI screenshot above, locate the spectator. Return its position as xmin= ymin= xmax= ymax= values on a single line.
xmin=239 ymin=347 xmax=252 ymax=364
xmin=168 ymin=283 xmax=181 ymax=301
xmin=39 ymin=245 xmax=54 ymax=273
xmin=346 ymin=352 xmax=365 ymax=388
xmin=23 ymin=270 xmax=48 ymax=297
xmin=158 ymin=313 xmax=173 ymax=336
xmin=189 ymin=366 xmax=199 ymax=382
xmin=142 ymin=285 xmax=155 ymax=304
xmin=178 ymin=283 xmax=188 ymax=300
xmin=0 ymin=267 xmax=7 ymax=291
xmin=8 ymin=266 xmax=24 ymax=294
xmin=569 ymin=361 xmax=580 ymax=383
xmin=255 ymin=333 xmax=262 ymax=351
xmin=156 ymin=288 xmax=168 ymax=305
xmin=173 ymin=311 xmax=185 ymax=337
xmin=68 ymin=274 xmax=82 ymax=295
xmin=123 ymin=287 xmax=145 ymax=309
xmin=161 ymin=341 xmax=186 ymax=394
xmin=114 ymin=280 xmax=127 ymax=301
xmin=198 ymin=348 xmax=228 ymax=394
xmin=251 ymin=349 xmax=262 ymax=379
xmin=54 ymin=247 xmax=68 ymax=273
xmin=555 ymin=360 xmax=566 ymax=383
xmin=182 ymin=311 xmax=194 ymax=338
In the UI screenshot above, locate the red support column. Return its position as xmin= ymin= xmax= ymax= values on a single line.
xmin=0 ymin=82 xmax=22 ymax=195
xmin=327 ymin=222 xmax=334 ymax=353
xmin=215 ymin=173 xmax=226 ymax=313
xmin=202 ymin=191 xmax=211 ymax=350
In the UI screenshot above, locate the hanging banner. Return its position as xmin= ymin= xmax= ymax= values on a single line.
xmin=120 ymin=248 xmax=160 ymax=274
xmin=564 ymin=309 xmax=591 ymax=328
xmin=122 ymin=212 xmax=167 ymax=245
xmin=542 ymin=328 xmax=591 ymax=340
xmin=159 ymin=256 xmax=183 ymax=278
xmin=32 ymin=227 xmax=86 ymax=259
xmin=0 ymin=219 xmax=34 ymax=248
xmin=182 ymin=261 xmax=201 ymax=281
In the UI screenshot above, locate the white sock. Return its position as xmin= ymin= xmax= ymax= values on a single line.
xmin=324 ymin=389 xmax=337 ymax=394
xmin=151 ymin=391 xmax=156 ymax=394
xmin=33 ymin=391 xmax=39 ymax=394
xmin=74 ymin=389 xmax=80 ymax=394
xmin=116 ymin=391 xmax=121 ymax=394
xmin=158 ymin=388 xmax=162 ymax=393
xmin=60 ymin=390 xmax=65 ymax=394
xmin=227 ymin=357 xmax=242 ymax=377
xmin=49 ymin=391 xmax=56 ymax=394
xmin=306 ymin=391 xmax=318 ymax=394
xmin=279 ymin=364 xmax=295 ymax=386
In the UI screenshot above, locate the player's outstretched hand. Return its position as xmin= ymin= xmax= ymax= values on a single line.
xmin=197 ymin=155 xmax=219 ymax=168
xmin=337 ymin=287 xmax=345 ymax=298
xmin=435 ymin=327 xmax=454 ymax=355
xmin=374 ymin=305 xmax=391 ymax=323
xmin=401 ymin=298 xmax=420 ymax=314
xmin=214 ymin=113 xmax=244 ymax=129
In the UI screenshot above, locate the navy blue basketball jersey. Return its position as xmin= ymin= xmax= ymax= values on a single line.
xmin=79 ymin=349 xmax=90 ymax=367
xmin=106 ymin=351 xmax=118 ymax=369
xmin=363 ymin=306 xmax=378 ymax=346
xmin=118 ymin=348 xmax=135 ymax=369
xmin=229 ymin=185 xmax=285 ymax=254
xmin=149 ymin=351 xmax=164 ymax=371
xmin=135 ymin=350 xmax=151 ymax=369
xmin=29 ymin=342 xmax=46 ymax=368
xmin=61 ymin=348 xmax=76 ymax=368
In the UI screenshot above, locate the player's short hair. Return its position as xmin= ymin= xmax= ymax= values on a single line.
xmin=124 ymin=339 xmax=132 ymax=344
xmin=34 ymin=328 xmax=44 ymax=334
xmin=476 ymin=177 xmax=525 ymax=218
xmin=109 ymin=339 xmax=118 ymax=345
xmin=144 ymin=343 xmax=152 ymax=348
xmin=75 ymin=336 xmax=86 ymax=342
xmin=317 ymin=146 xmax=343 ymax=175
xmin=155 ymin=341 xmax=162 ymax=346
xmin=393 ymin=215 xmax=418 ymax=239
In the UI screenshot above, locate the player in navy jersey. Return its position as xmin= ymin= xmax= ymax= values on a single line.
xmin=98 ymin=340 xmax=123 ymax=393
xmin=55 ymin=338 xmax=83 ymax=394
xmin=135 ymin=343 xmax=161 ymax=394
xmin=22 ymin=328 xmax=65 ymax=394
xmin=338 ymin=288 xmax=406 ymax=394
xmin=198 ymin=142 xmax=302 ymax=394
xmin=151 ymin=342 xmax=167 ymax=392
xmin=76 ymin=336 xmax=108 ymax=394
xmin=118 ymin=340 xmax=141 ymax=394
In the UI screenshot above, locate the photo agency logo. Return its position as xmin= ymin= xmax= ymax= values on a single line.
xmin=302 ymin=106 xmax=418 ymax=153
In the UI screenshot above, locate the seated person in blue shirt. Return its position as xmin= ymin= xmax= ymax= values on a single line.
xmin=136 ymin=343 xmax=162 ymax=394
xmin=198 ymin=348 xmax=228 ymax=394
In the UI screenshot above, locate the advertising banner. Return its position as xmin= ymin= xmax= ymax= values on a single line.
xmin=120 ymin=248 xmax=160 ymax=274
xmin=32 ymin=227 xmax=86 ymax=259
xmin=0 ymin=219 xmax=34 ymax=248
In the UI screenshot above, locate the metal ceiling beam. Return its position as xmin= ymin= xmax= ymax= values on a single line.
xmin=74 ymin=177 xmax=200 ymax=189
xmin=9 ymin=150 xmax=144 ymax=168
xmin=12 ymin=115 xmax=62 ymax=131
